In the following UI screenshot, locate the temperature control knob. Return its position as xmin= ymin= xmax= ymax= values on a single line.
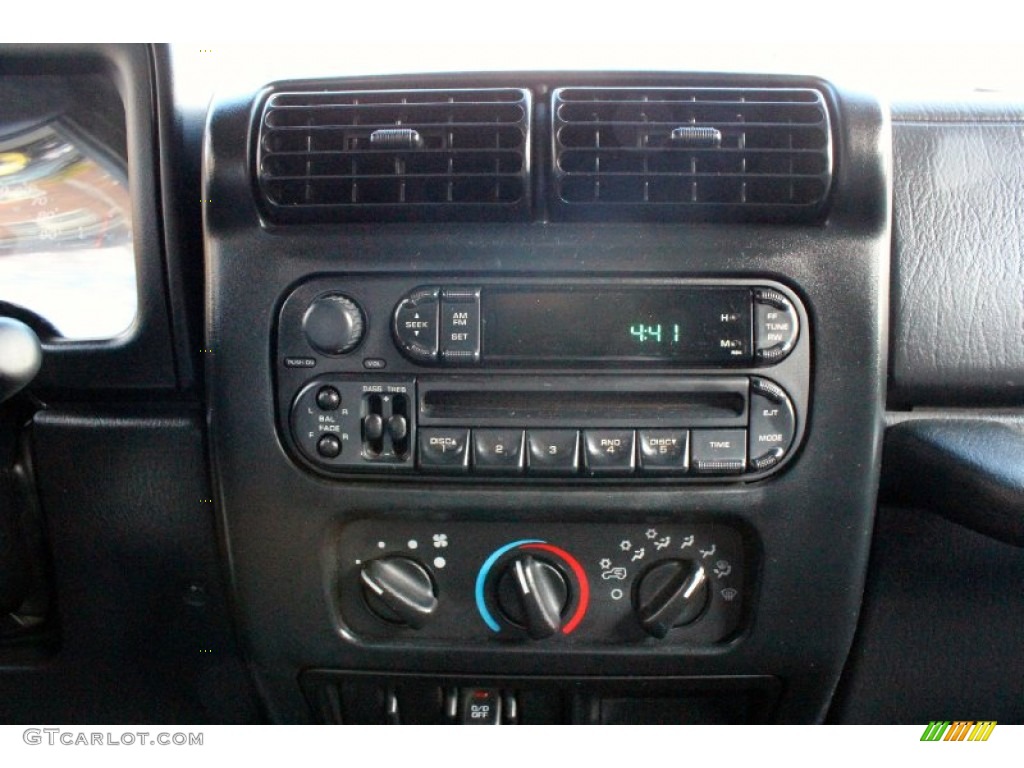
xmin=495 ymin=554 xmax=570 ymax=640
xmin=633 ymin=559 xmax=709 ymax=639
xmin=359 ymin=556 xmax=438 ymax=629
xmin=303 ymin=293 xmax=365 ymax=355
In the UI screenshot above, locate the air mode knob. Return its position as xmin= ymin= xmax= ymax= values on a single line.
xmin=633 ymin=559 xmax=709 ymax=639
xmin=359 ymin=556 xmax=438 ymax=629
xmin=302 ymin=293 xmax=365 ymax=355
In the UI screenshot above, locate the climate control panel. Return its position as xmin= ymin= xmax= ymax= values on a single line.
xmin=334 ymin=521 xmax=747 ymax=645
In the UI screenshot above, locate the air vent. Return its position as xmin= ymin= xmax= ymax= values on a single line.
xmin=257 ymin=88 xmax=531 ymax=222
xmin=552 ymin=87 xmax=832 ymax=221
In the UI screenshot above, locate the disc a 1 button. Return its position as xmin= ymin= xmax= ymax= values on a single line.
xmin=418 ymin=428 xmax=470 ymax=472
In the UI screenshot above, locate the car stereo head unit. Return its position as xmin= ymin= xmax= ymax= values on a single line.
xmin=274 ymin=276 xmax=809 ymax=483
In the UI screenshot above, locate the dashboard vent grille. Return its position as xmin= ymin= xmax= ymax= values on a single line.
xmin=552 ymin=87 xmax=832 ymax=221
xmin=257 ymin=88 xmax=531 ymax=222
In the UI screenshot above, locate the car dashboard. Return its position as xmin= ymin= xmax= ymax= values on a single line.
xmin=0 ymin=43 xmax=1021 ymax=726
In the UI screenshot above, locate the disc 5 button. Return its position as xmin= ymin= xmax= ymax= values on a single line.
xmin=638 ymin=429 xmax=689 ymax=473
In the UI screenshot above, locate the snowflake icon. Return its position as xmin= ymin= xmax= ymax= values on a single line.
xmin=432 ymin=533 xmax=448 ymax=548
xmin=619 ymin=540 xmax=632 ymax=552
xmin=599 ymin=558 xmax=612 ymax=569
xmin=645 ymin=528 xmax=658 ymax=540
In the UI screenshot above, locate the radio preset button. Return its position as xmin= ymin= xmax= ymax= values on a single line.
xmin=526 ymin=430 xmax=580 ymax=475
xmin=440 ymin=287 xmax=481 ymax=364
xmin=418 ymin=428 xmax=470 ymax=472
xmin=638 ymin=430 xmax=689 ymax=473
xmin=473 ymin=429 xmax=525 ymax=474
xmin=691 ymin=429 xmax=747 ymax=474
xmin=584 ymin=430 xmax=636 ymax=474
xmin=394 ymin=288 xmax=440 ymax=363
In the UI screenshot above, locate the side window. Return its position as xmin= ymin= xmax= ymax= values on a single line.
xmin=0 ymin=74 xmax=136 ymax=340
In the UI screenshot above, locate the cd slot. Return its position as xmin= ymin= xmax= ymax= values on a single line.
xmin=419 ymin=377 xmax=748 ymax=428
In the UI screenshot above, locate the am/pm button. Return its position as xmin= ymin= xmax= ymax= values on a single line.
xmin=691 ymin=429 xmax=747 ymax=475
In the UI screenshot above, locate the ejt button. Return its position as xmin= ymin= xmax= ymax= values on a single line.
xmin=748 ymin=378 xmax=796 ymax=471
xmin=418 ymin=429 xmax=470 ymax=472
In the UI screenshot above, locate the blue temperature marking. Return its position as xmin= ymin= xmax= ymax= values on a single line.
xmin=475 ymin=539 xmax=544 ymax=632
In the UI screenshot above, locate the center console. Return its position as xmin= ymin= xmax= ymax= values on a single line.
xmin=204 ymin=73 xmax=890 ymax=723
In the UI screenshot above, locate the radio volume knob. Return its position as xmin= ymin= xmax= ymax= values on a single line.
xmin=303 ymin=294 xmax=365 ymax=355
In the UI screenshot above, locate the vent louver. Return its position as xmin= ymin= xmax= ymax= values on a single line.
xmin=257 ymin=88 xmax=531 ymax=222
xmin=552 ymin=87 xmax=832 ymax=221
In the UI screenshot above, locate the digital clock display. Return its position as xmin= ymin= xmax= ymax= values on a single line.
xmin=483 ymin=287 xmax=752 ymax=364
